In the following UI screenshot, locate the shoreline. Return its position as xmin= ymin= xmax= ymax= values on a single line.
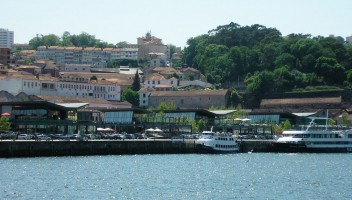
xmin=0 ymin=139 xmax=274 ymax=157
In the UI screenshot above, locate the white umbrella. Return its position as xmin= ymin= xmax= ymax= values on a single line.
xmin=146 ymin=128 xmax=155 ymax=132
xmin=234 ymin=118 xmax=242 ymax=121
xmin=242 ymin=118 xmax=252 ymax=122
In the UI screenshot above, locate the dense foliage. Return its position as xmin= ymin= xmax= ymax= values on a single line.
xmin=29 ymin=32 xmax=118 ymax=49
xmin=0 ymin=116 xmax=11 ymax=131
xmin=182 ymin=22 xmax=352 ymax=104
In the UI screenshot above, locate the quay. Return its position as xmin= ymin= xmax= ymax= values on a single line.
xmin=0 ymin=139 xmax=275 ymax=157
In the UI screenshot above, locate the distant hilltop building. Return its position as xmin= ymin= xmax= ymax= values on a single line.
xmin=137 ymin=32 xmax=170 ymax=64
xmin=346 ymin=35 xmax=352 ymax=45
xmin=0 ymin=28 xmax=14 ymax=49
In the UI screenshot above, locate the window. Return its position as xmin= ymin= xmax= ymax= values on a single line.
xmin=143 ymin=93 xmax=146 ymax=98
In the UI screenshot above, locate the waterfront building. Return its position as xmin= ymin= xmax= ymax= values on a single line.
xmin=0 ymin=100 xmax=96 ymax=134
xmin=0 ymin=28 xmax=14 ymax=49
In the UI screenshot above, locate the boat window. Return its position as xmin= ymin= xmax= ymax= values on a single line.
xmin=293 ymin=134 xmax=303 ymax=138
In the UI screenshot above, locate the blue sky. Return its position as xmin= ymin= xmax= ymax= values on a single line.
xmin=1 ymin=0 xmax=351 ymax=47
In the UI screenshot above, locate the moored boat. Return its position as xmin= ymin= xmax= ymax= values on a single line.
xmin=195 ymin=130 xmax=239 ymax=153
xmin=273 ymin=116 xmax=352 ymax=153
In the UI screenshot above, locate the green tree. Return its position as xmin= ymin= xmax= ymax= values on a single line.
xmin=157 ymin=102 xmax=177 ymax=111
xmin=197 ymin=119 xmax=206 ymax=132
xmin=116 ymin=41 xmax=129 ymax=48
xmin=0 ymin=116 xmax=11 ymax=131
xmin=132 ymin=70 xmax=141 ymax=91
xmin=121 ymin=88 xmax=139 ymax=106
xmin=282 ymin=120 xmax=292 ymax=130
xmin=42 ymin=34 xmax=61 ymax=46
xmin=90 ymin=75 xmax=97 ymax=81
xmin=230 ymin=88 xmax=243 ymax=107
xmin=61 ymin=31 xmax=73 ymax=46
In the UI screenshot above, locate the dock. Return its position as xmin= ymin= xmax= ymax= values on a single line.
xmin=0 ymin=139 xmax=275 ymax=157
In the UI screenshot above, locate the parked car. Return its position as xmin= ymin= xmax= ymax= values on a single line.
xmin=37 ymin=134 xmax=51 ymax=141
xmin=110 ymin=134 xmax=125 ymax=140
xmin=125 ymin=134 xmax=136 ymax=139
xmin=17 ymin=134 xmax=33 ymax=140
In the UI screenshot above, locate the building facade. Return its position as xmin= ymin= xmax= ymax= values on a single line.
xmin=0 ymin=28 xmax=14 ymax=49
xmin=36 ymin=46 xmax=138 ymax=67
xmin=0 ymin=47 xmax=10 ymax=64
xmin=0 ymin=72 xmax=121 ymax=101
xmin=143 ymin=90 xmax=230 ymax=109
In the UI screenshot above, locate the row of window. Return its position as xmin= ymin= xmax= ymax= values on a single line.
xmin=215 ymin=137 xmax=234 ymax=141
xmin=215 ymin=144 xmax=237 ymax=148
xmin=23 ymin=81 xmax=116 ymax=92
xmin=307 ymin=142 xmax=352 ymax=145
xmin=147 ymin=80 xmax=174 ymax=84
xmin=290 ymin=134 xmax=352 ymax=138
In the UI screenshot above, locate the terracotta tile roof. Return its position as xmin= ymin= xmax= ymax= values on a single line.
xmin=155 ymin=84 xmax=172 ymax=88
xmin=179 ymin=67 xmax=199 ymax=72
xmin=261 ymin=97 xmax=342 ymax=106
xmin=145 ymin=73 xmax=165 ymax=81
xmin=35 ymin=95 xmax=113 ymax=104
xmin=60 ymin=72 xmax=134 ymax=86
xmin=38 ymin=74 xmax=57 ymax=81
xmin=150 ymin=89 xmax=228 ymax=97
xmin=15 ymin=65 xmax=40 ymax=69
xmin=152 ymin=67 xmax=178 ymax=73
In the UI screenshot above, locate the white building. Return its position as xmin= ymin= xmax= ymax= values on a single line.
xmin=347 ymin=35 xmax=352 ymax=45
xmin=36 ymin=46 xmax=138 ymax=67
xmin=0 ymin=28 xmax=14 ymax=49
xmin=143 ymin=73 xmax=178 ymax=90
xmin=138 ymin=88 xmax=154 ymax=108
xmin=0 ymin=72 xmax=121 ymax=101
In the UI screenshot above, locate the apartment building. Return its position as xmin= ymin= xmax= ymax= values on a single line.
xmin=36 ymin=46 xmax=138 ymax=67
xmin=0 ymin=28 xmax=14 ymax=49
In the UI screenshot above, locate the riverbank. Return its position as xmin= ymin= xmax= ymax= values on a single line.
xmin=0 ymin=139 xmax=274 ymax=157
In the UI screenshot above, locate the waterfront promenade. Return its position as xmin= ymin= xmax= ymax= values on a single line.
xmin=0 ymin=139 xmax=274 ymax=157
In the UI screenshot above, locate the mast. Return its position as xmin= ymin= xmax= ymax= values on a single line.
xmin=325 ymin=110 xmax=329 ymax=131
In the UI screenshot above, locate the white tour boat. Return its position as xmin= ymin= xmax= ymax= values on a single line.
xmin=195 ymin=130 xmax=239 ymax=153
xmin=273 ymin=116 xmax=352 ymax=153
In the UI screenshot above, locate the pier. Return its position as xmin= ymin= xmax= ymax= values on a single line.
xmin=0 ymin=139 xmax=275 ymax=157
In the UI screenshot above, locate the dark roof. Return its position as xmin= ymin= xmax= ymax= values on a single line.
xmin=0 ymin=101 xmax=82 ymax=111
xmin=150 ymin=90 xmax=228 ymax=97
xmin=154 ymin=109 xmax=217 ymax=117
xmin=98 ymin=108 xmax=149 ymax=114
xmin=261 ymin=97 xmax=342 ymax=106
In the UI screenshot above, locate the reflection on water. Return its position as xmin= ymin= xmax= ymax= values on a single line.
xmin=0 ymin=153 xmax=351 ymax=199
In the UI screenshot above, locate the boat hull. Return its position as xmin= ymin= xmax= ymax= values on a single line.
xmin=196 ymin=144 xmax=238 ymax=154
xmin=272 ymin=142 xmax=352 ymax=153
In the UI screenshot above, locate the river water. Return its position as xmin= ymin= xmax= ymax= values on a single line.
xmin=0 ymin=153 xmax=351 ymax=200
